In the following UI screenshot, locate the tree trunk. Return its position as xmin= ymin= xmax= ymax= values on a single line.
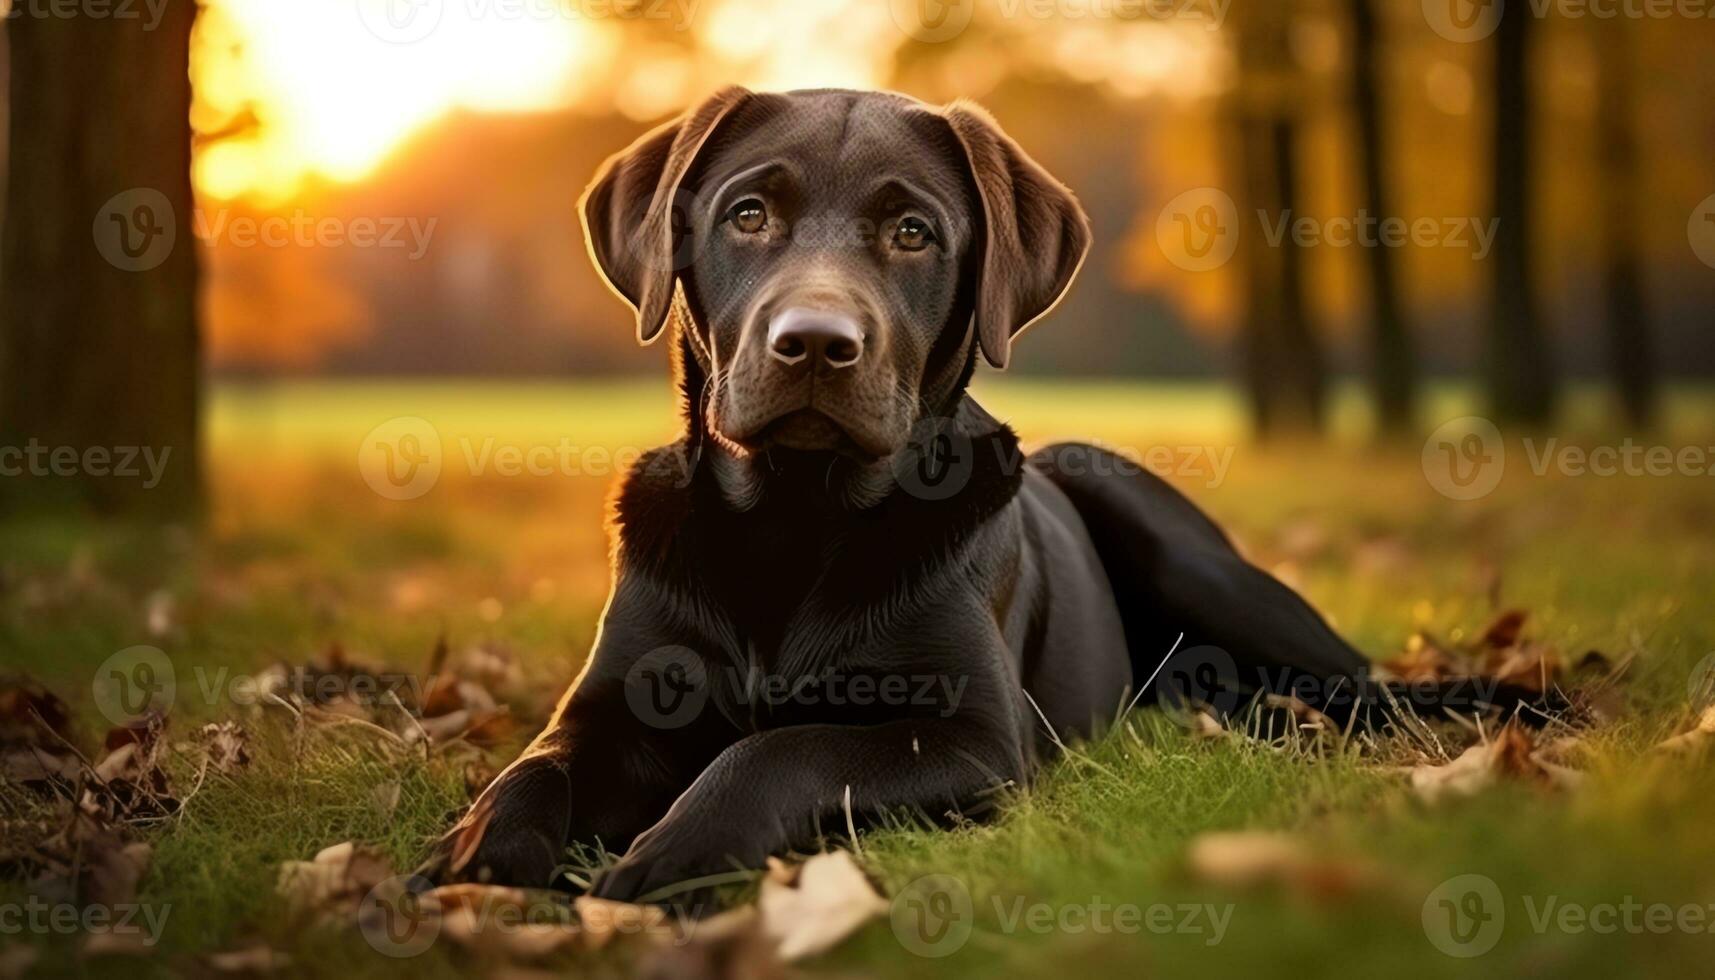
xmin=1485 ymin=2 xmax=1555 ymax=424
xmin=0 ymin=1 xmax=201 ymax=514
xmin=1348 ymin=0 xmax=1415 ymax=434
xmin=1231 ymin=10 xmax=1326 ymax=438
xmin=1595 ymin=21 xmax=1655 ymax=428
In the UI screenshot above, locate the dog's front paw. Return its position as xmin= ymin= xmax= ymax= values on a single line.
xmin=590 ymin=823 xmax=762 ymax=907
xmin=419 ymin=754 xmax=574 ymax=889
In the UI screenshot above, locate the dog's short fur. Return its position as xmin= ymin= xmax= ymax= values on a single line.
xmin=428 ymin=88 xmax=1537 ymax=903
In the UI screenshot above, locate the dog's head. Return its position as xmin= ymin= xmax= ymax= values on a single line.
xmin=581 ymin=87 xmax=1088 ymax=490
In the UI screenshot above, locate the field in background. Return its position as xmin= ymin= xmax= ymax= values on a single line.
xmin=4 ymin=380 xmax=1715 ymax=978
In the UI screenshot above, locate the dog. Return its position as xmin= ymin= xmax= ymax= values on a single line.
xmin=427 ymin=87 xmax=1543 ymax=903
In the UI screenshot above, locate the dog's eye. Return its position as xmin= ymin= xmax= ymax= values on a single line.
xmin=728 ymin=199 xmax=768 ymax=234
xmin=892 ymin=216 xmax=935 ymax=251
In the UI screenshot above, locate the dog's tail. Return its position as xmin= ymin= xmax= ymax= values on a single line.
xmin=1030 ymin=443 xmax=1564 ymax=731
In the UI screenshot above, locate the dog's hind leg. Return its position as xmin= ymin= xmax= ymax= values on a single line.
xmin=1031 ymin=443 xmax=1370 ymax=717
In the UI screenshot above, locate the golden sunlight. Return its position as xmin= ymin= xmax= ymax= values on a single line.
xmin=192 ymin=0 xmax=614 ymax=203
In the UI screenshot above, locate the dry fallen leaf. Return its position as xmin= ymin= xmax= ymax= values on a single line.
xmin=196 ymin=722 xmax=251 ymax=773
xmin=276 ymin=841 xmax=393 ymax=925
xmin=757 ymin=850 xmax=888 ymax=962
xmin=436 ymin=886 xmax=580 ymax=960
xmin=1408 ymin=722 xmax=1582 ymax=803
xmin=1185 ymin=831 xmax=1377 ymax=902
xmin=204 ymin=942 xmax=291 ymax=973
xmin=575 ymin=895 xmax=671 ymax=950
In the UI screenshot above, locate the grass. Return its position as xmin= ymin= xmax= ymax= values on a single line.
xmin=4 ymin=379 xmax=1715 ymax=978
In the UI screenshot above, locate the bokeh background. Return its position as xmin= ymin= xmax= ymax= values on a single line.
xmin=6 ymin=5 xmax=1715 ymax=978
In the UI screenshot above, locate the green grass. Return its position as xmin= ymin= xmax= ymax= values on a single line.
xmin=5 ymin=379 xmax=1715 ymax=978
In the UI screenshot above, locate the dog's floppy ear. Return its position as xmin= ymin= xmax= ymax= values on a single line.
xmin=942 ymin=101 xmax=1091 ymax=370
xmin=580 ymin=86 xmax=753 ymax=345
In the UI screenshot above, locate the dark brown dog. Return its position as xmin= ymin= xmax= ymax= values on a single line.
xmin=427 ymin=87 xmax=1541 ymax=904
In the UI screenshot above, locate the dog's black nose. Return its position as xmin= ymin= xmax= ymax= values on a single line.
xmin=767 ymin=307 xmax=864 ymax=369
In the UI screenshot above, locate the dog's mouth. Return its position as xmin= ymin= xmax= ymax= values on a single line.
xmin=756 ymin=408 xmax=879 ymax=458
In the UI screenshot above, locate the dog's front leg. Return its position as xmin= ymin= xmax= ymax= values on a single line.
xmin=422 ymin=595 xmax=726 ymax=888
xmin=590 ymin=639 xmax=1026 ymax=904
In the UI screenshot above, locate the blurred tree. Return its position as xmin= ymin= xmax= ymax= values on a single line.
xmin=1484 ymin=2 xmax=1555 ymax=424
xmin=1594 ymin=20 xmax=1656 ymax=428
xmin=1231 ymin=8 xmax=1325 ymax=436
xmin=1347 ymin=0 xmax=1415 ymax=433
xmin=0 ymin=2 xmax=200 ymax=513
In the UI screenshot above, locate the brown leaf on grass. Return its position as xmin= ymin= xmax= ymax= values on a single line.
xmin=1478 ymin=609 xmax=1529 ymax=650
xmin=1408 ymin=721 xmax=1582 ymax=803
xmin=756 ymin=850 xmax=888 ymax=962
xmin=196 ymin=722 xmax=251 ymax=773
xmin=1185 ymin=831 xmax=1378 ymax=902
xmin=0 ymin=678 xmax=79 ymax=792
xmin=1381 ymin=610 xmax=1564 ymax=697
xmin=637 ymin=907 xmax=782 ymax=980
xmin=204 ymin=942 xmax=291 ymax=973
xmin=575 ymin=895 xmax=671 ymax=950
xmin=82 ymin=720 xmax=178 ymax=823
xmin=432 ymin=885 xmax=580 ymax=959
xmin=276 ymin=841 xmax=393 ymax=925
xmin=1654 ymin=706 xmax=1715 ymax=755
